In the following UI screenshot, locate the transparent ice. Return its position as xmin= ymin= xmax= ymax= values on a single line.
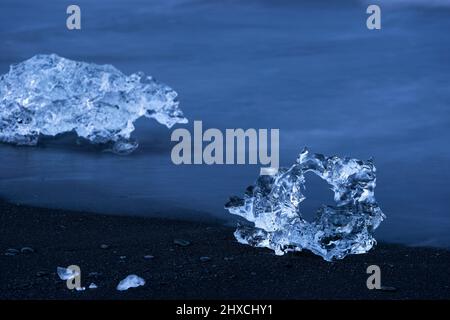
xmin=0 ymin=54 xmax=187 ymax=154
xmin=88 ymin=283 xmax=98 ymax=289
xmin=225 ymin=148 xmax=385 ymax=261
xmin=57 ymin=266 xmax=79 ymax=280
xmin=116 ymin=274 xmax=145 ymax=291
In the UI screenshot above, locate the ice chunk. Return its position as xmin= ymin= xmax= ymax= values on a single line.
xmin=116 ymin=274 xmax=145 ymax=291
xmin=0 ymin=54 xmax=187 ymax=154
xmin=225 ymin=148 xmax=385 ymax=261
xmin=88 ymin=283 xmax=98 ymax=289
xmin=57 ymin=266 xmax=79 ymax=280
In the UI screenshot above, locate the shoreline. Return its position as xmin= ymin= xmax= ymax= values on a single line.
xmin=1 ymin=200 xmax=449 ymax=299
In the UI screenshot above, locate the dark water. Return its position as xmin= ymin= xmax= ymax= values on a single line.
xmin=1 ymin=0 xmax=449 ymax=247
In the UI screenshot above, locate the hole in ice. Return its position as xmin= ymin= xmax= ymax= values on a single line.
xmin=300 ymin=172 xmax=335 ymax=222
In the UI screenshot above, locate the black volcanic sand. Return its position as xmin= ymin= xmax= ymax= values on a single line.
xmin=1 ymin=200 xmax=449 ymax=300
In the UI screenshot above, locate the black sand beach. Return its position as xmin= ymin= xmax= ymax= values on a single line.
xmin=1 ymin=200 xmax=449 ymax=300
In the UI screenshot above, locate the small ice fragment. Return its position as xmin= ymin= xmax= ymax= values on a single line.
xmin=21 ymin=247 xmax=34 ymax=254
xmin=143 ymin=255 xmax=154 ymax=260
xmin=174 ymin=239 xmax=191 ymax=247
xmin=116 ymin=275 xmax=145 ymax=291
xmin=57 ymin=266 xmax=79 ymax=280
xmin=5 ymin=248 xmax=19 ymax=256
xmin=36 ymin=271 xmax=49 ymax=277
xmin=89 ymin=283 xmax=98 ymax=289
xmin=75 ymin=286 xmax=85 ymax=291
xmin=378 ymin=286 xmax=397 ymax=292
xmin=88 ymin=272 xmax=101 ymax=278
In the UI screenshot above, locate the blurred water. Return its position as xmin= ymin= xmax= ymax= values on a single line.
xmin=0 ymin=0 xmax=449 ymax=247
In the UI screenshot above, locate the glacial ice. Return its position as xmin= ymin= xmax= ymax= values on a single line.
xmin=0 ymin=54 xmax=187 ymax=154
xmin=116 ymin=274 xmax=145 ymax=291
xmin=57 ymin=266 xmax=79 ymax=280
xmin=88 ymin=283 xmax=98 ymax=289
xmin=225 ymin=148 xmax=385 ymax=261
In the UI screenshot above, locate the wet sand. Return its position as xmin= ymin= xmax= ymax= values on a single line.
xmin=1 ymin=200 xmax=449 ymax=300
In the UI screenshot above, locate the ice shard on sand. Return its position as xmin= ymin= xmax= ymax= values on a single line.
xmin=225 ymin=148 xmax=385 ymax=261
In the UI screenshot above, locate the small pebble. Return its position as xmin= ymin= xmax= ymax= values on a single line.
xmin=88 ymin=272 xmax=102 ymax=278
xmin=119 ymin=256 xmax=127 ymax=260
xmin=21 ymin=247 xmax=35 ymax=254
xmin=174 ymin=239 xmax=191 ymax=247
xmin=6 ymin=248 xmax=19 ymax=255
xmin=36 ymin=271 xmax=49 ymax=277
xmin=100 ymin=244 xmax=109 ymax=249
xmin=378 ymin=286 xmax=397 ymax=292
xmin=200 ymin=256 xmax=211 ymax=262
